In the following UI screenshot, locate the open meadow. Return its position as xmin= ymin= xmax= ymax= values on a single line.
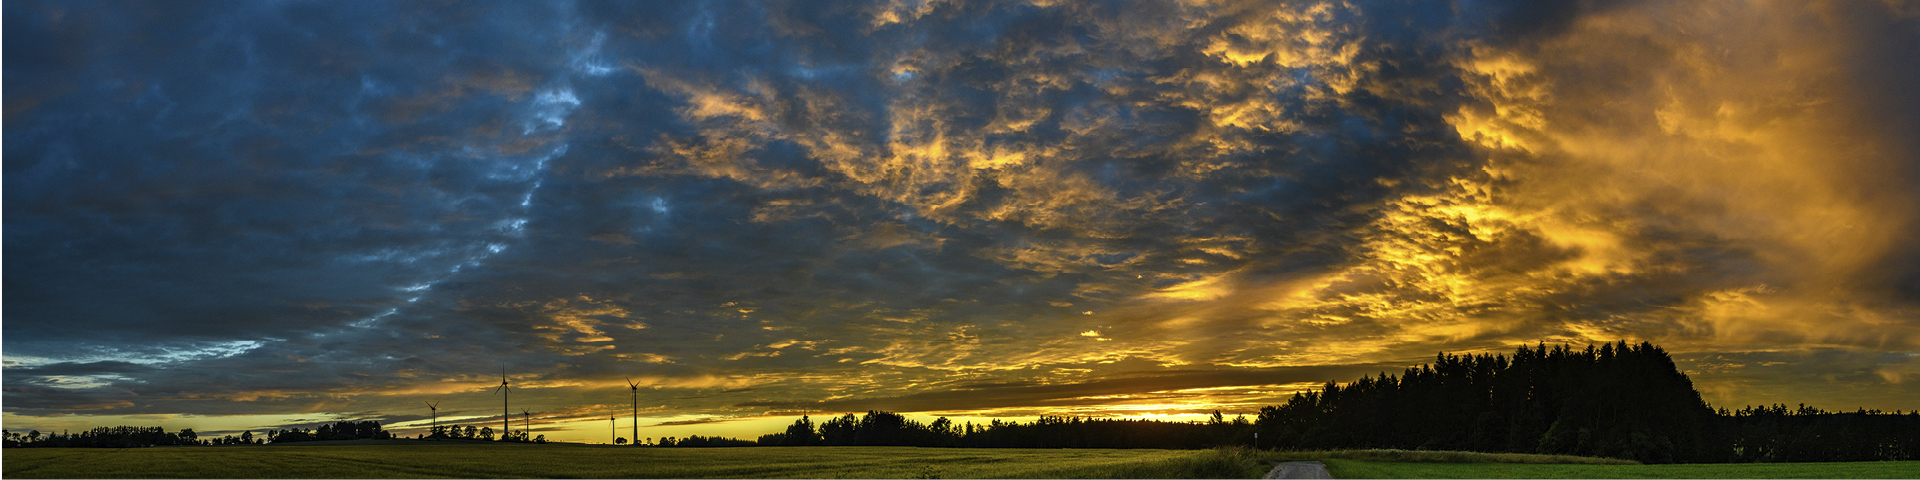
xmin=0 ymin=443 xmax=1267 ymax=479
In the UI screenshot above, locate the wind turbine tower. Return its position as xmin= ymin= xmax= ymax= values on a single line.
xmin=424 ymin=401 xmax=440 ymax=437
xmin=493 ymin=365 xmax=512 ymax=439
xmin=626 ymin=377 xmax=640 ymax=446
xmin=520 ymin=408 xmax=532 ymax=439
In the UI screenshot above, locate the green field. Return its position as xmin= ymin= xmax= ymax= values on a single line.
xmin=1321 ymin=459 xmax=1920 ymax=479
xmin=4 ymin=443 xmax=1914 ymax=478
xmin=1257 ymin=449 xmax=1917 ymax=479
xmin=0 ymin=443 xmax=1267 ymax=479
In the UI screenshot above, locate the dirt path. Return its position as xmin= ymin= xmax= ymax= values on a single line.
xmin=1263 ymin=460 xmax=1332 ymax=479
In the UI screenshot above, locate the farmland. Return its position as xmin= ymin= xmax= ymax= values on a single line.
xmin=0 ymin=444 xmax=1265 ymax=479
xmin=5 ymin=443 xmax=1913 ymax=478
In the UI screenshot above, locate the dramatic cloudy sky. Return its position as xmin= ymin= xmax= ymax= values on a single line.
xmin=6 ymin=0 xmax=1919 ymax=442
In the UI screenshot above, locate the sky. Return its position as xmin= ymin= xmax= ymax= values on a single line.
xmin=5 ymin=0 xmax=1919 ymax=444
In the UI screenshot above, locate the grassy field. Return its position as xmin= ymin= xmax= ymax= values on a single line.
xmin=1319 ymin=458 xmax=1920 ymax=479
xmin=5 ymin=443 xmax=1913 ymax=478
xmin=1266 ymin=449 xmax=1916 ymax=479
xmin=0 ymin=443 xmax=1269 ymax=479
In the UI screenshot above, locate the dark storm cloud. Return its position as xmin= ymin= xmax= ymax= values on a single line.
xmin=5 ymin=0 xmax=582 ymax=347
xmin=3 ymin=0 xmax=630 ymax=422
xmin=7 ymin=0 xmax=1919 ymax=437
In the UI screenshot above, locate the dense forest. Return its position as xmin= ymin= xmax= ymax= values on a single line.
xmin=1256 ymin=341 xmax=1718 ymax=461
xmin=1725 ymin=404 xmax=1920 ymax=463
xmin=1250 ymin=342 xmax=1917 ymax=463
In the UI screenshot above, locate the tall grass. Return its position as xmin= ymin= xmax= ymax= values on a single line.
xmin=1076 ymin=446 xmax=1272 ymax=479
xmin=943 ymin=446 xmax=1271 ymax=478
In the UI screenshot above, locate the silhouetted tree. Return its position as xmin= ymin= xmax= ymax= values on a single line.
xmin=784 ymin=415 xmax=820 ymax=446
xmin=820 ymin=414 xmax=858 ymax=446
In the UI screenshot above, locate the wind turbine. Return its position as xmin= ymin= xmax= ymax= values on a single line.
xmin=610 ymin=416 xmax=616 ymax=444
xmin=493 ymin=365 xmax=511 ymax=440
xmin=626 ymin=377 xmax=640 ymax=446
xmin=423 ymin=401 xmax=440 ymax=438
xmin=520 ymin=408 xmax=532 ymax=440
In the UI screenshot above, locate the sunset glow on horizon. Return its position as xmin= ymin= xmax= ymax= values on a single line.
xmin=5 ymin=0 xmax=1918 ymax=444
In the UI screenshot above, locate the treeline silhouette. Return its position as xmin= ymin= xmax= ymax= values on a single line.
xmin=712 ymin=342 xmax=1915 ymax=464
xmin=267 ymin=421 xmax=393 ymax=443
xmin=749 ymin=410 xmax=1250 ymax=449
xmin=1 ymin=421 xmax=399 ymax=448
xmin=2 ymin=419 xmax=561 ymax=447
xmin=655 ymin=435 xmax=757 ymax=447
xmin=2 ymin=426 xmax=206 ymax=448
xmin=1249 ymin=341 xmax=1917 ymax=463
xmin=424 ymin=424 xmax=548 ymax=443
xmin=1727 ymin=404 xmax=1920 ymax=462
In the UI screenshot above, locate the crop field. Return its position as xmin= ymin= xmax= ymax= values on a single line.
xmin=0 ymin=443 xmax=1268 ymax=479
xmin=6 ymin=443 xmax=1913 ymax=478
